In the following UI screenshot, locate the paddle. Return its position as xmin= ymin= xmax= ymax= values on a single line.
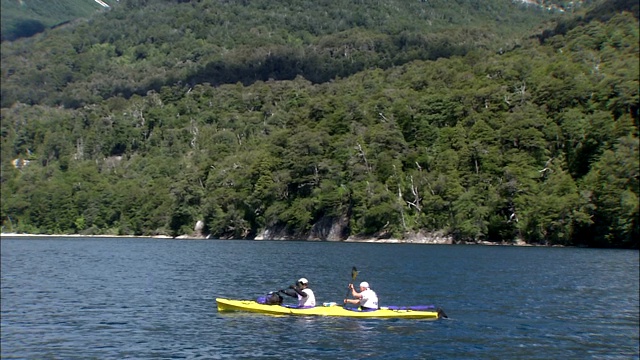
xmin=344 ymin=266 xmax=358 ymax=306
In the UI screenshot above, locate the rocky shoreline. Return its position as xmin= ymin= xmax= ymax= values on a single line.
xmin=1 ymin=232 xmax=541 ymax=246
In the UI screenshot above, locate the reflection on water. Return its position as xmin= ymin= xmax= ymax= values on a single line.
xmin=1 ymin=238 xmax=638 ymax=359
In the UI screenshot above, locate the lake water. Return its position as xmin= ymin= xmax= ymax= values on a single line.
xmin=1 ymin=237 xmax=638 ymax=359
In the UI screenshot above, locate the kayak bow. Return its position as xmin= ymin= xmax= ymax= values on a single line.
xmin=216 ymin=298 xmax=444 ymax=319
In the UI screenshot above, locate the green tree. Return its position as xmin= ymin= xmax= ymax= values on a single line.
xmin=582 ymin=135 xmax=639 ymax=247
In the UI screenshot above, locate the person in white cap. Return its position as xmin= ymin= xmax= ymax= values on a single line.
xmin=281 ymin=277 xmax=316 ymax=308
xmin=344 ymin=281 xmax=379 ymax=310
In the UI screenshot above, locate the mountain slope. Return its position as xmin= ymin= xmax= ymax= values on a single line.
xmin=0 ymin=0 xmax=637 ymax=247
xmin=1 ymin=0 xmax=566 ymax=108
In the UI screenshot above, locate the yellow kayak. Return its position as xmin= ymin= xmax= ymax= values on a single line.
xmin=216 ymin=298 xmax=444 ymax=319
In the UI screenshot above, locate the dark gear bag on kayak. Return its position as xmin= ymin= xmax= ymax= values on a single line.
xmin=257 ymin=291 xmax=283 ymax=305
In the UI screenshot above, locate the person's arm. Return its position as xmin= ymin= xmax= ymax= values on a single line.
xmin=289 ymin=285 xmax=307 ymax=297
xmin=344 ymin=298 xmax=359 ymax=305
xmin=349 ymin=284 xmax=362 ymax=299
xmin=344 ymin=284 xmax=361 ymax=305
xmin=278 ymin=288 xmax=298 ymax=298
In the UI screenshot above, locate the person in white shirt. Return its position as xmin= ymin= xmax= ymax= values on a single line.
xmin=344 ymin=281 xmax=379 ymax=310
xmin=281 ymin=278 xmax=316 ymax=308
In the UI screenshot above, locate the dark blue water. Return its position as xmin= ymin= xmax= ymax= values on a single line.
xmin=1 ymin=237 xmax=638 ymax=359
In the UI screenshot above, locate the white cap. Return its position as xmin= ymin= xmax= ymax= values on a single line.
xmin=359 ymin=281 xmax=370 ymax=289
xmin=298 ymin=278 xmax=309 ymax=285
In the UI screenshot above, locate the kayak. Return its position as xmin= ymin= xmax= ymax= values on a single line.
xmin=216 ymin=298 xmax=446 ymax=319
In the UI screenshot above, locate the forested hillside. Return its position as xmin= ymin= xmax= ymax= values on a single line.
xmin=1 ymin=0 xmax=567 ymax=108
xmin=0 ymin=0 xmax=118 ymax=42
xmin=1 ymin=0 xmax=638 ymax=248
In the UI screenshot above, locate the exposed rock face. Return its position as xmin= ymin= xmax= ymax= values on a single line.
xmin=252 ymin=216 xmax=454 ymax=244
xmin=307 ymin=215 xmax=349 ymax=241
xmin=254 ymin=216 xmax=349 ymax=241
xmin=177 ymin=220 xmax=206 ymax=239
xmin=199 ymin=216 xmax=532 ymax=245
xmin=254 ymin=227 xmax=290 ymax=241
xmin=194 ymin=220 xmax=205 ymax=238
xmin=346 ymin=230 xmax=453 ymax=244
xmin=398 ymin=231 xmax=454 ymax=244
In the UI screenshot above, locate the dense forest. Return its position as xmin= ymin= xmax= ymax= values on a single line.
xmin=1 ymin=0 xmax=638 ymax=248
